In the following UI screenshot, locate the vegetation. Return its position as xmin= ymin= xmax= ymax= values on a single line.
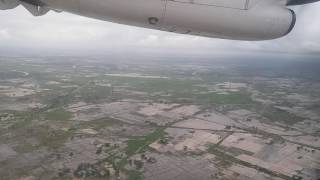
xmin=35 ymin=125 xmax=72 ymax=149
xmin=197 ymin=92 xmax=254 ymax=105
xmin=214 ymin=145 xmax=254 ymax=156
xmin=259 ymin=106 xmax=304 ymax=125
xmin=125 ymin=127 xmax=166 ymax=156
xmin=13 ymin=142 xmax=39 ymax=153
xmin=113 ymin=127 xmax=167 ymax=178
xmin=73 ymin=163 xmax=110 ymax=178
xmin=126 ymin=170 xmax=142 ymax=180
xmin=78 ymin=117 xmax=121 ymax=130
xmin=207 ymin=144 xmax=292 ymax=180
xmin=76 ymin=84 xmax=112 ymax=103
xmin=45 ymin=108 xmax=72 ymax=121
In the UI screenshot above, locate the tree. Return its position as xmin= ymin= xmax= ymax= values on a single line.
xmin=134 ymin=160 xmax=144 ymax=169
xmin=184 ymin=146 xmax=188 ymax=151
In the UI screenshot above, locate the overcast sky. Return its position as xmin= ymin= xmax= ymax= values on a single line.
xmin=0 ymin=3 xmax=320 ymax=56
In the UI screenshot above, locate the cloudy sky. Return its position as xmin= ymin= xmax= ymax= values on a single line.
xmin=0 ymin=2 xmax=320 ymax=56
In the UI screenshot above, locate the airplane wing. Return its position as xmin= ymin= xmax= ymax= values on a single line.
xmin=1 ymin=0 xmax=319 ymax=41
xmin=0 ymin=0 xmax=49 ymax=16
xmin=287 ymin=0 xmax=320 ymax=5
xmin=0 ymin=0 xmax=20 ymax=10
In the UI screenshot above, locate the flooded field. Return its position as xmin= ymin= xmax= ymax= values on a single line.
xmin=0 ymin=56 xmax=319 ymax=180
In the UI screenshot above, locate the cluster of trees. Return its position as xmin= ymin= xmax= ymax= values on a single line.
xmin=73 ymin=163 xmax=110 ymax=178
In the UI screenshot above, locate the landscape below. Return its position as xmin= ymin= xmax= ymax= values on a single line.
xmin=0 ymin=56 xmax=319 ymax=180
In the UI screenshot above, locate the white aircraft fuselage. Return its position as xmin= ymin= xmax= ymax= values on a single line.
xmin=1 ymin=0 xmax=319 ymax=40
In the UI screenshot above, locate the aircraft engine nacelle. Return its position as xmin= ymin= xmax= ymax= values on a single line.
xmin=161 ymin=0 xmax=296 ymax=40
xmin=0 ymin=0 xmax=19 ymax=10
xmin=41 ymin=0 xmax=296 ymax=40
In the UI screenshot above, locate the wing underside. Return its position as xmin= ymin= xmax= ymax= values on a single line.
xmin=1 ymin=0 xmax=320 ymax=16
xmin=287 ymin=0 xmax=320 ymax=5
